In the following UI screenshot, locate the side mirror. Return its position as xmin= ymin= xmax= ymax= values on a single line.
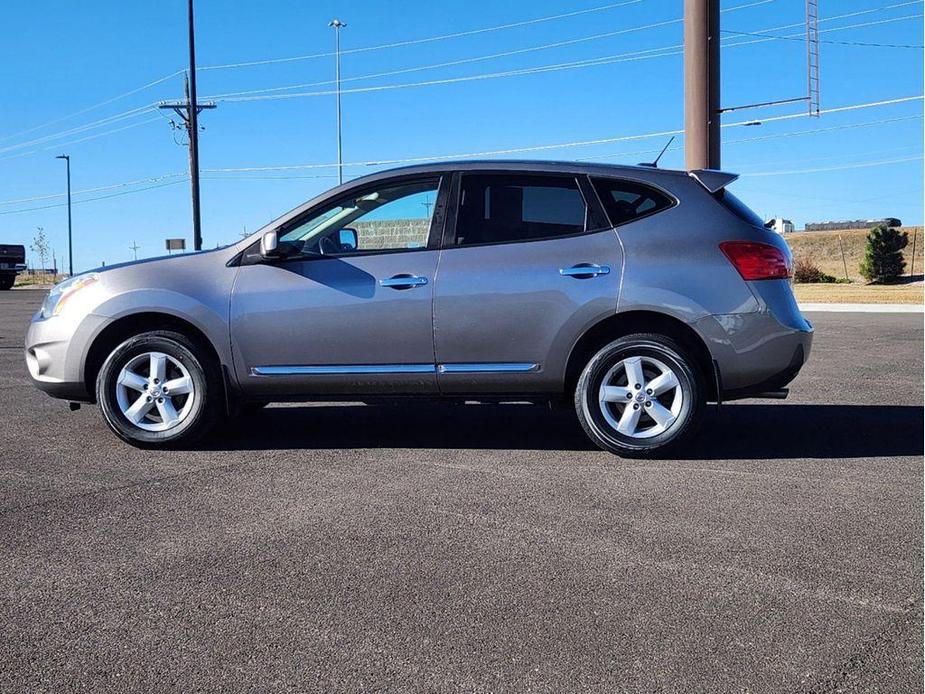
xmin=338 ymin=228 xmax=358 ymax=252
xmin=260 ymin=229 xmax=279 ymax=258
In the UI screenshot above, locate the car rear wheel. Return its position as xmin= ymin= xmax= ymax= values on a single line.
xmin=575 ymin=333 xmax=704 ymax=457
xmin=0 ymin=276 xmax=14 ymax=290
xmin=96 ymin=330 xmax=221 ymax=448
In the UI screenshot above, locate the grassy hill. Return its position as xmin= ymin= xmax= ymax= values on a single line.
xmin=784 ymin=226 xmax=923 ymax=283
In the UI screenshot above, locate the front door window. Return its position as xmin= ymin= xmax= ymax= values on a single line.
xmin=279 ymin=179 xmax=440 ymax=256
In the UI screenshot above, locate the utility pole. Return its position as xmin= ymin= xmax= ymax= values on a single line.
xmin=130 ymin=241 xmax=141 ymax=261
xmin=684 ymin=0 xmax=721 ymax=171
xmin=186 ymin=0 xmax=203 ymax=249
xmin=55 ymin=154 xmax=72 ymax=276
xmin=329 ymin=19 xmax=347 ymax=185
xmin=159 ymin=0 xmax=215 ymax=251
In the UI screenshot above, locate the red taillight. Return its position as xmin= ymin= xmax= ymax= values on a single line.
xmin=719 ymin=241 xmax=792 ymax=280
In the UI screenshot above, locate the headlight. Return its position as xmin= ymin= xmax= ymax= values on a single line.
xmin=41 ymin=273 xmax=99 ymax=319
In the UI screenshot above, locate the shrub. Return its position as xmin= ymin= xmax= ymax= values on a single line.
xmin=793 ymin=257 xmax=837 ymax=283
xmin=859 ymin=224 xmax=908 ymax=283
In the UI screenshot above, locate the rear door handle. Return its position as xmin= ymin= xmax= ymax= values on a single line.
xmin=560 ymin=263 xmax=611 ymax=278
xmin=379 ymin=274 xmax=428 ymax=290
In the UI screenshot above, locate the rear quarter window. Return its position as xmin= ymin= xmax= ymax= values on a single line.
xmin=591 ymin=177 xmax=675 ymax=227
xmin=715 ymin=190 xmax=765 ymax=228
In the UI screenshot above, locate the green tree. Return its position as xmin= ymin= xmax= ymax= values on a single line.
xmin=859 ymin=224 xmax=908 ymax=283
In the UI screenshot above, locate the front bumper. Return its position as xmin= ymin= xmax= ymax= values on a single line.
xmin=25 ymin=311 xmax=107 ymax=402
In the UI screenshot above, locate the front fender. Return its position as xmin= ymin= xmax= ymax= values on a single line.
xmin=87 ymin=288 xmax=233 ymax=369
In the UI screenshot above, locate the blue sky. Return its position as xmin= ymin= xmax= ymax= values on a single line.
xmin=0 ymin=0 xmax=921 ymax=272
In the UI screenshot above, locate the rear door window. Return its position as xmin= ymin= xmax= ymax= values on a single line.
xmin=591 ymin=178 xmax=675 ymax=227
xmin=454 ymin=174 xmax=588 ymax=246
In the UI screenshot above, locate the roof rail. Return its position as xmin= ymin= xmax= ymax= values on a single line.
xmin=689 ymin=169 xmax=739 ymax=194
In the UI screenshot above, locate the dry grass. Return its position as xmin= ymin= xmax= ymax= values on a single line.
xmin=793 ymin=282 xmax=923 ymax=305
xmin=785 ymin=226 xmax=924 ymax=282
xmin=13 ymin=274 xmax=63 ymax=288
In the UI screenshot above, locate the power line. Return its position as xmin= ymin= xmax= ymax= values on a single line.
xmin=0 ymin=178 xmax=188 ymax=216
xmin=203 ymin=18 xmax=686 ymax=101
xmin=742 ymin=155 xmax=924 ymax=176
xmin=3 ymin=97 xmax=919 ymax=216
xmin=205 ymin=42 xmax=684 ymax=103
xmin=0 ymin=0 xmax=904 ymax=158
xmin=202 ymin=0 xmax=796 ymax=103
xmin=0 ymin=173 xmax=187 ymax=206
xmin=721 ymin=27 xmax=923 ymax=49
xmin=199 ymin=96 xmax=923 ymax=173
xmin=198 ymin=0 xmax=647 ymax=72
xmin=727 ymin=0 xmax=922 ymax=36
xmin=213 ymin=47 xmax=684 ymax=103
xmin=0 ymin=70 xmax=182 ymax=144
xmin=727 ymin=95 xmax=922 ymax=125
xmin=209 ymin=10 xmax=922 ymax=105
xmin=732 ymin=144 xmax=923 ymax=169
xmin=723 ymin=12 xmax=924 ymax=49
xmin=0 ymin=104 xmax=157 ymax=155
xmin=0 ymin=0 xmax=908 ymax=162
xmin=198 ymin=0 xmax=776 ymax=73
xmin=725 ymin=114 xmax=923 ymax=143
xmin=586 ymin=114 xmax=924 ymax=161
xmin=0 ymin=116 xmax=163 ymax=163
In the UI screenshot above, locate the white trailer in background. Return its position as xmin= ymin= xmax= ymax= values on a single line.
xmin=766 ymin=218 xmax=795 ymax=234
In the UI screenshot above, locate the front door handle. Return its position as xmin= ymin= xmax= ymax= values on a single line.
xmin=560 ymin=263 xmax=611 ymax=278
xmin=379 ymin=274 xmax=429 ymax=290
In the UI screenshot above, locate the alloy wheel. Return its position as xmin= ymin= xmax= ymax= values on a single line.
xmin=597 ymin=355 xmax=683 ymax=439
xmin=115 ymin=351 xmax=195 ymax=432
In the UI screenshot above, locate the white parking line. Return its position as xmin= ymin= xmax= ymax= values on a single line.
xmin=799 ymin=302 xmax=924 ymax=313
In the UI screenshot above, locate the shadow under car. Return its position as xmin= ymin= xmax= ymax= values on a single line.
xmin=209 ymin=402 xmax=924 ymax=460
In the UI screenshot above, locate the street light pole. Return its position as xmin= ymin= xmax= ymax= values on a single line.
xmin=329 ymin=19 xmax=347 ymax=185
xmin=55 ymin=154 xmax=72 ymax=276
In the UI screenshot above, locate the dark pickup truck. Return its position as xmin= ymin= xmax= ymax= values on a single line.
xmin=0 ymin=244 xmax=26 ymax=290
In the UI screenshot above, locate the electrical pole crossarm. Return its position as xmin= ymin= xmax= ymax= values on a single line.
xmin=157 ymin=101 xmax=216 ymax=120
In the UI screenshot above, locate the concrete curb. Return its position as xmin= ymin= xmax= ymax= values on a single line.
xmin=800 ymin=302 xmax=924 ymax=313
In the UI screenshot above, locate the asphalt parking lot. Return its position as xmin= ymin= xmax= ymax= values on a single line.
xmin=1 ymin=288 xmax=922 ymax=693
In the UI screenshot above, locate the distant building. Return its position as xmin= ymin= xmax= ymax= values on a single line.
xmin=766 ymin=218 xmax=795 ymax=234
xmin=804 ymin=217 xmax=902 ymax=232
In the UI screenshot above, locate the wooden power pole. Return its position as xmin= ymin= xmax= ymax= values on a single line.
xmin=684 ymin=0 xmax=721 ymax=171
xmin=158 ymin=0 xmax=215 ymax=251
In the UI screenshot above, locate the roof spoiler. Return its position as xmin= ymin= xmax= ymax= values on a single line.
xmin=689 ymin=169 xmax=739 ymax=194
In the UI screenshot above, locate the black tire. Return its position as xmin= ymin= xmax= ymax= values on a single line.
xmin=0 ymin=276 xmax=14 ymax=290
xmin=96 ymin=330 xmax=222 ymax=448
xmin=575 ymin=333 xmax=705 ymax=458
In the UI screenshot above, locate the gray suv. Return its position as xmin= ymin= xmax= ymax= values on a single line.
xmin=25 ymin=161 xmax=812 ymax=456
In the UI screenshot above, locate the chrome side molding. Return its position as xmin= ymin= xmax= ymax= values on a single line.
xmin=252 ymin=362 xmax=540 ymax=376
xmin=252 ymin=364 xmax=434 ymax=375
xmin=438 ymin=363 xmax=539 ymax=373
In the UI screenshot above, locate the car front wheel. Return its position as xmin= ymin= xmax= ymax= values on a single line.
xmin=575 ymin=333 xmax=705 ymax=457
xmin=96 ymin=330 xmax=221 ymax=448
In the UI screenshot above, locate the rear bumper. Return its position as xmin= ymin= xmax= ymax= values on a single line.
xmin=720 ymin=341 xmax=809 ymax=401
xmin=693 ymin=308 xmax=813 ymax=400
